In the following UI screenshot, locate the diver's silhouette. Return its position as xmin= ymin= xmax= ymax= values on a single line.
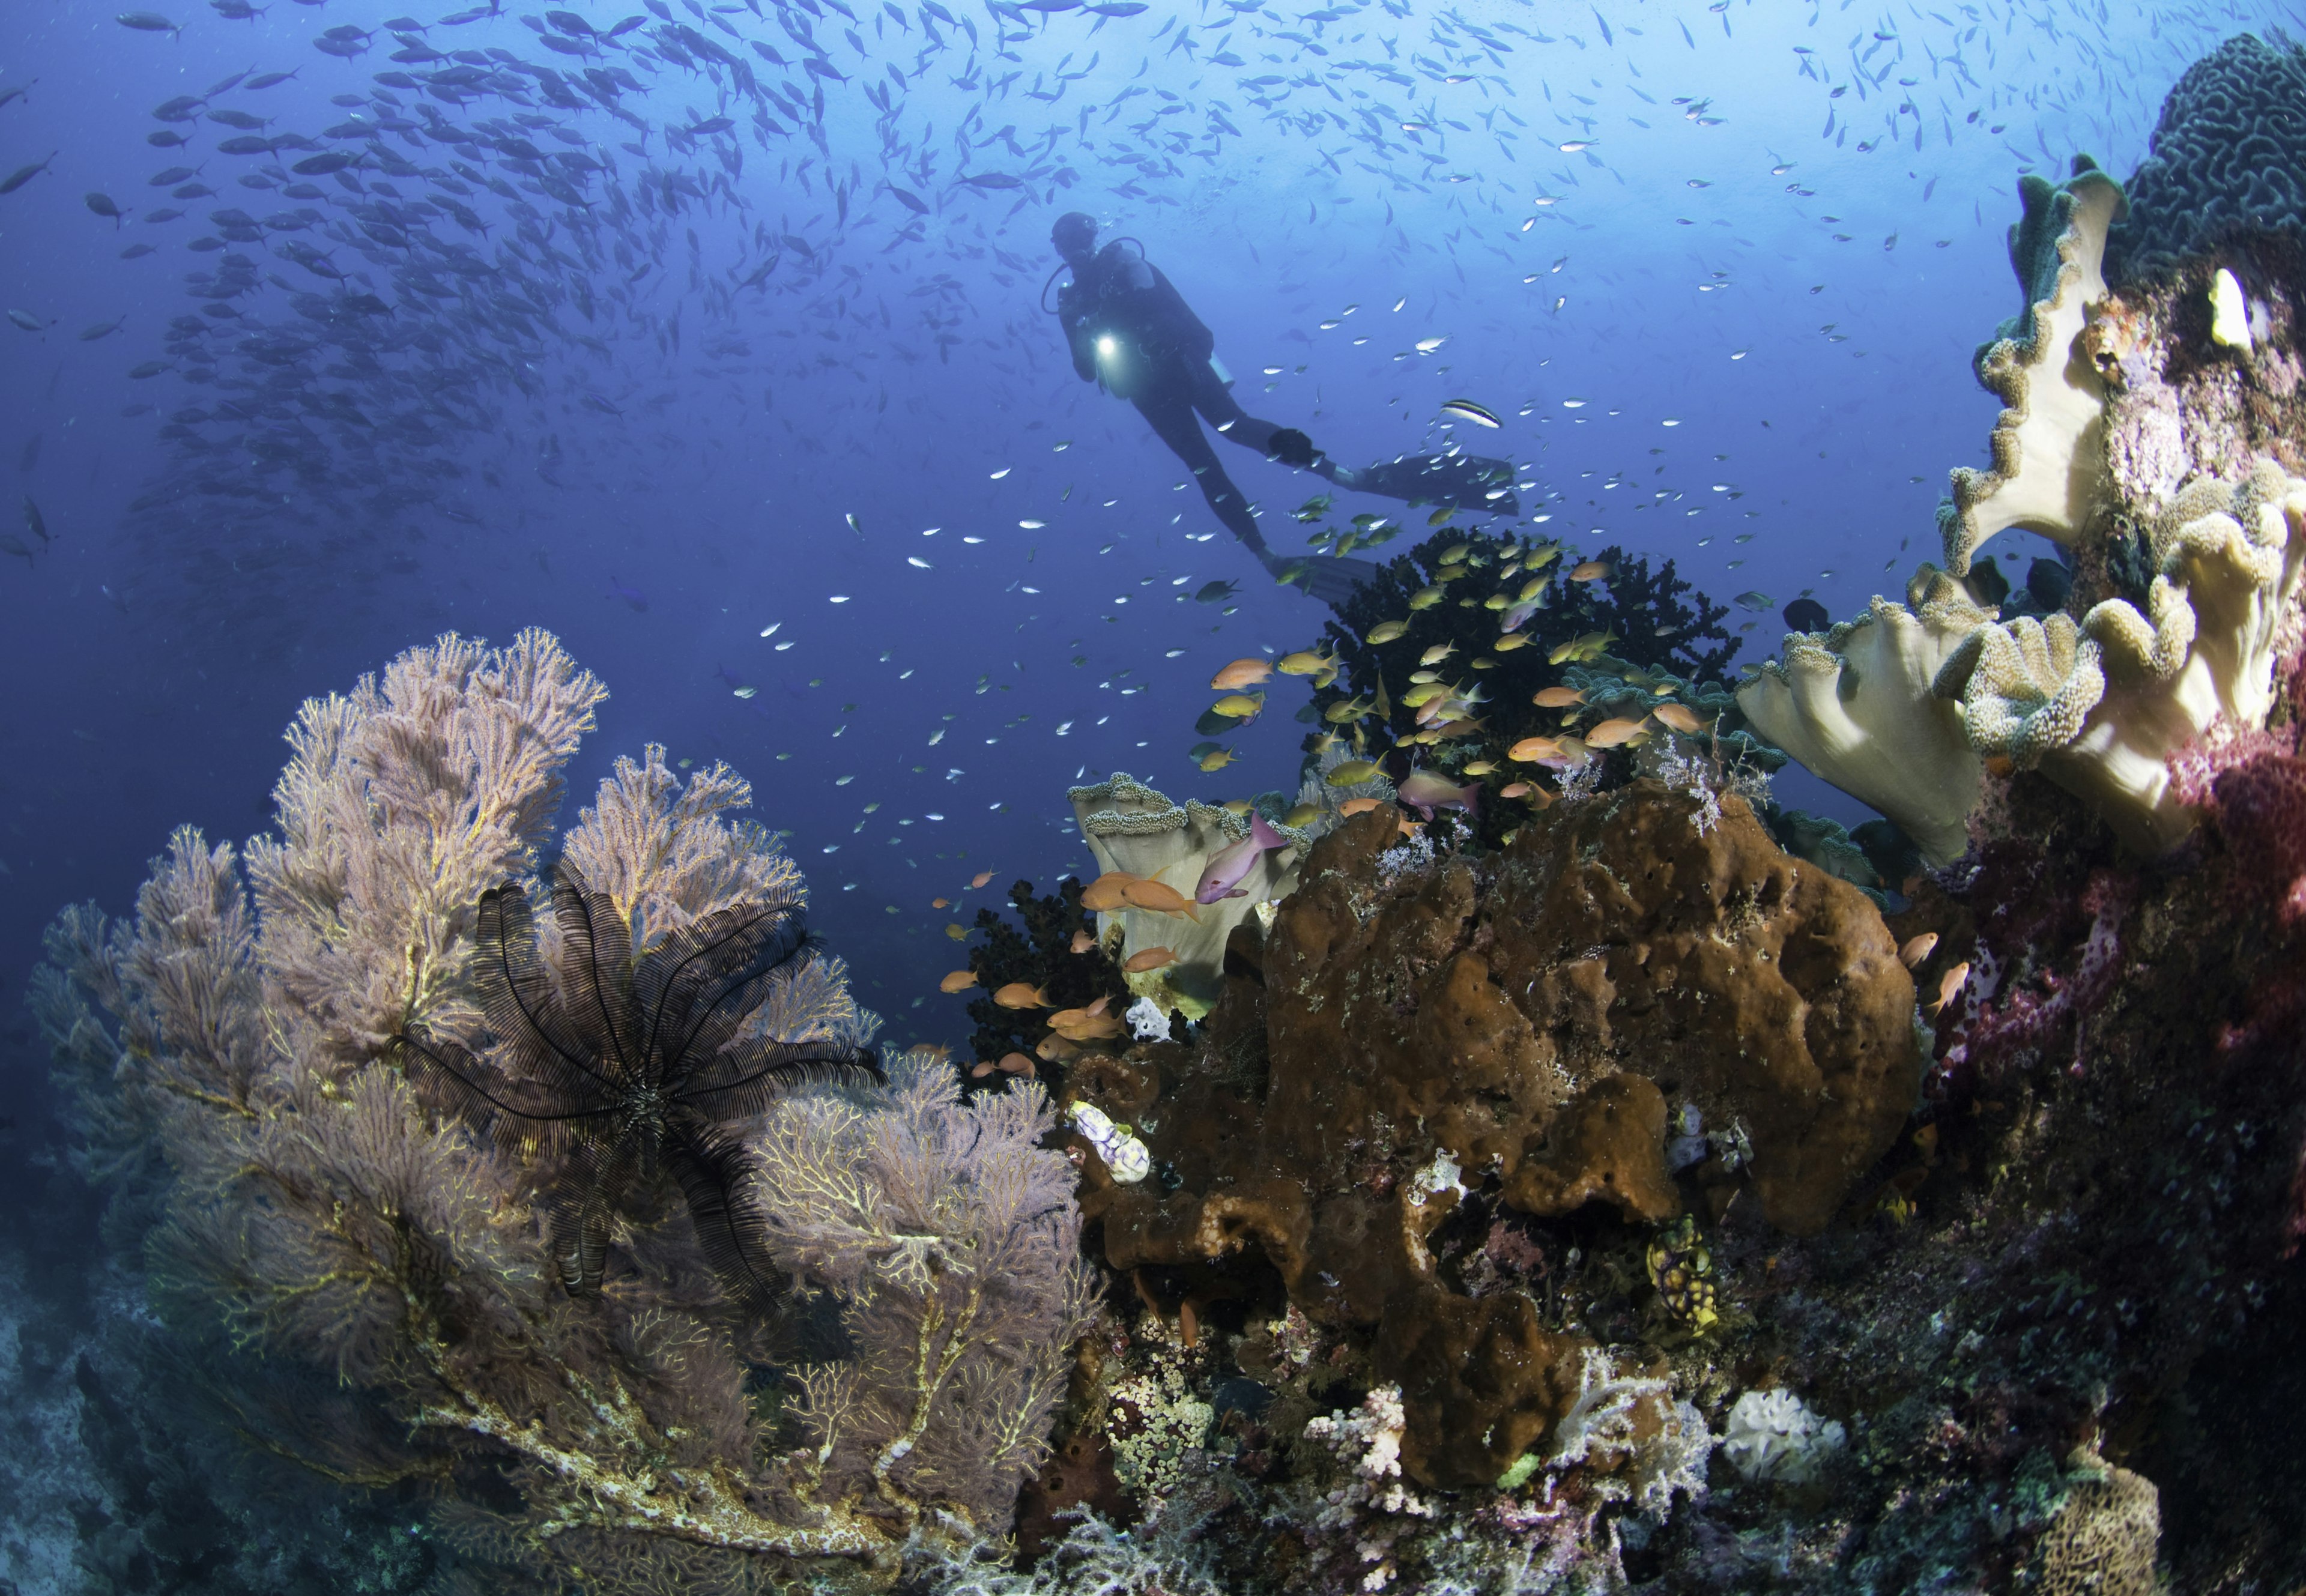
xmin=1046 ymin=213 xmax=1516 ymax=606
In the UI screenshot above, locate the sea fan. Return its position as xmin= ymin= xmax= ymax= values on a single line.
xmin=393 ymin=859 xmax=880 ymax=1307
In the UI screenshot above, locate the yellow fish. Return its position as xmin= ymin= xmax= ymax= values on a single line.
xmin=1327 ymin=758 xmax=1384 ymax=786
xmin=1399 ymin=682 xmax=1446 ymax=708
xmin=1463 ymin=760 xmax=1498 ymax=776
xmin=939 ymin=969 xmax=978 ymax=993
xmin=1199 ymin=747 xmax=1238 ymax=772
xmin=1282 ymin=802 xmax=1322 ymax=829
xmin=1427 ymin=506 xmax=1456 ymax=526
xmin=1367 ymin=619 xmax=1409 ymax=644
xmin=1210 ymin=691 xmax=1265 ymax=722
xmin=1525 ymin=545 xmax=1561 ymax=570
xmin=1408 ymin=584 xmax=1446 ymax=610
xmin=1418 ymin=642 xmax=1456 ymax=666
xmin=1276 ymin=648 xmax=1336 ymax=676
xmin=1438 ymin=542 xmax=1472 ymax=563
xmin=1493 ymin=633 xmax=1531 ymax=653
xmin=1209 ymin=657 xmax=1275 ymax=690
xmin=1324 ymin=695 xmax=1376 ymax=724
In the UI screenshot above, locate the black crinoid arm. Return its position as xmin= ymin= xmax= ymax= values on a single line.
xmin=392 ymin=859 xmax=882 ymax=1311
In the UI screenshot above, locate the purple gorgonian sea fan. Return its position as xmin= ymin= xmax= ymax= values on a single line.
xmin=33 ymin=629 xmax=1098 ymax=1587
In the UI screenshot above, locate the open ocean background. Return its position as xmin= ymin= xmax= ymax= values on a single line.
xmin=1 ymin=0 xmax=2298 ymax=1209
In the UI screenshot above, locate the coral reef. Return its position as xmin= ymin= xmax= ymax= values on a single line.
xmin=1067 ymin=781 xmax=1917 ymax=1491
xmin=1745 ymin=142 xmax=2306 ymax=859
xmin=1067 ymin=773 xmax=1303 ymax=1017
xmin=2110 ymin=31 xmax=2306 ymax=279
xmin=955 ymin=874 xmax=1133 ymax=1075
xmin=1298 ymin=530 xmax=1749 ymax=846
xmin=32 ymin=630 xmax=1092 ymax=1589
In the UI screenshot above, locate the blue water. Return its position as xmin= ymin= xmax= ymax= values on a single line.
xmin=0 ymin=0 xmax=2292 ymax=1159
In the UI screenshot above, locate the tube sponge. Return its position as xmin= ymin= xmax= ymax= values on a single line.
xmin=1734 ymin=569 xmax=1991 ymax=867
xmin=1938 ymin=160 xmax=2129 ymax=578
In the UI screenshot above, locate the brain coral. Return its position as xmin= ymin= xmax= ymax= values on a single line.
xmin=1070 ymin=784 xmax=1918 ymax=1489
xmin=2110 ymin=31 xmax=2306 ymax=280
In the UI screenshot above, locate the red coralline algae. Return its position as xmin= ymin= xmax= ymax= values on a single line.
xmin=2166 ymin=721 xmax=2297 ymax=810
xmin=2213 ymin=752 xmax=2306 ymax=922
xmin=1939 ymin=869 xmax=2134 ymax=1085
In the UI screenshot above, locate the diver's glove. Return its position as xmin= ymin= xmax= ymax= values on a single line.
xmin=1266 ymin=428 xmax=1318 ymax=468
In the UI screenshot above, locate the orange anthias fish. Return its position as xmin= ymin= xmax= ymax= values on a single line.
xmin=1209 ymin=657 xmax=1276 ymax=690
xmin=1050 ymin=1004 xmax=1125 ymax=1042
xmin=1507 ymin=734 xmax=1562 ymax=762
xmin=1120 ymin=877 xmax=1199 ymax=917
xmin=993 ymin=981 xmax=1053 ymax=1009
xmin=1070 ymin=929 xmax=1097 ymax=954
xmin=932 ymin=896 xmax=951 ymax=909
xmin=1584 ymin=716 xmax=1648 ymax=749
xmin=1339 ymin=796 xmax=1387 ymax=817
xmin=1929 ymin=961 xmax=1972 ymax=1014
xmin=1899 ymin=932 xmax=1939 ymax=969
xmin=1652 ymin=702 xmax=1707 ymax=735
xmin=1080 ymin=871 xmax=1138 ymax=912
xmin=970 ymin=870 xmax=996 ymax=889
xmin=939 ymin=969 xmax=979 ymax=994
xmin=1533 ymin=686 xmax=1585 ymax=708
xmin=1568 ymin=560 xmax=1611 ymax=581
xmin=1124 ymin=946 xmax=1179 ymax=973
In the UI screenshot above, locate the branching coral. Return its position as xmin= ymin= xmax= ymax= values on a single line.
xmin=1299 ymin=530 xmax=1745 ymax=845
xmin=757 ymin=1053 xmax=1101 ymax=1531
xmin=35 ymin=629 xmax=1091 ymax=1588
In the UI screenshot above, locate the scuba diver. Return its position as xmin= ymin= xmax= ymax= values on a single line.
xmin=1045 ymin=211 xmax=1519 ymax=606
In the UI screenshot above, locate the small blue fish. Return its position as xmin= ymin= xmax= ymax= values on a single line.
xmin=607 ymin=576 xmax=648 ymax=612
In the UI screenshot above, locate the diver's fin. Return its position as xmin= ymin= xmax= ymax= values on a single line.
xmin=1340 ymin=452 xmax=1520 ymax=516
xmin=1268 ymin=552 xmax=1382 ymax=607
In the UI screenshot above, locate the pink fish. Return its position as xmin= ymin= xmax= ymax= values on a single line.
xmin=1194 ymin=810 xmax=1292 ymax=903
xmin=1396 ymin=770 xmax=1480 ymax=818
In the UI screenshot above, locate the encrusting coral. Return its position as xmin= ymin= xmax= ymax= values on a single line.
xmin=33 ymin=629 xmax=1094 ymax=1589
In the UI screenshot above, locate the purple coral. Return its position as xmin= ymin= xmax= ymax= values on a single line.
xmin=34 ymin=630 xmax=1092 ymax=1583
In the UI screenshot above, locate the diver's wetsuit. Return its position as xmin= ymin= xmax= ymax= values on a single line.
xmin=1056 ymin=241 xmax=1298 ymax=560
